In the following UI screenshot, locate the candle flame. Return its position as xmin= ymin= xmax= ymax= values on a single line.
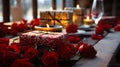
xmin=76 ymin=4 xmax=80 ymax=9
xmin=50 ymin=7 xmax=53 ymax=10
xmin=86 ymin=16 xmax=90 ymax=20
xmin=46 ymin=24 xmax=50 ymax=28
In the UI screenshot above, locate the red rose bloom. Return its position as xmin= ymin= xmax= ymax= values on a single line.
xmin=78 ymin=44 xmax=97 ymax=58
xmin=0 ymin=23 xmax=3 ymax=26
xmin=24 ymin=48 xmax=39 ymax=60
xmin=10 ymin=29 xmax=18 ymax=36
xmin=103 ymin=24 xmax=111 ymax=30
xmin=66 ymin=23 xmax=78 ymax=33
xmin=8 ymin=43 xmax=20 ymax=53
xmin=20 ymin=46 xmax=31 ymax=53
xmin=2 ymin=51 xmax=20 ymax=67
xmin=18 ymin=22 xmax=28 ymax=32
xmin=11 ymin=22 xmax=28 ymax=32
xmin=12 ymin=59 xmax=32 ymax=67
xmin=76 ymin=41 xmax=85 ymax=50
xmin=22 ymin=19 xmax=27 ymax=23
xmin=0 ymin=38 xmax=9 ymax=45
xmin=68 ymin=36 xmax=81 ymax=43
xmin=117 ymin=18 xmax=120 ymax=24
xmin=11 ymin=22 xmax=19 ymax=31
xmin=91 ymin=34 xmax=103 ymax=40
xmin=0 ymin=43 xmax=8 ymax=50
xmin=0 ymin=50 xmax=6 ymax=63
xmin=0 ymin=44 xmax=8 ymax=63
xmin=114 ymin=25 xmax=120 ymax=31
xmin=30 ymin=18 xmax=40 ymax=28
xmin=57 ymin=44 xmax=76 ymax=60
xmin=0 ymin=24 xmax=9 ymax=37
xmin=95 ymin=26 xmax=104 ymax=36
xmin=42 ymin=51 xmax=58 ymax=67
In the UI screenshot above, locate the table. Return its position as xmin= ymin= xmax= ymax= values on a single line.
xmin=9 ymin=30 xmax=120 ymax=67
xmin=3 ymin=16 xmax=118 ymax=67
xmin=72 ymin=31 xmax=120 ymax=67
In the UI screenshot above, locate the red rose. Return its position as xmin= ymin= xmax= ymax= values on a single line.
xmin=12 ymin=59 xmax=32 ymax=67
xmin=0 ymin=44 xmax=8 ymax=63
xmin=0 ymin=43 xmax=8 ymax=50
xmin=103 ymin=24 xmax=112 ymax=30
xmin=0 ymin=24 xmax=9 ymax=37
xmin=76 ymin=41 xmax=85 ymax=50
xmin=91 ymin=34 xmax=103 ymax=40
xmin=87 ymin=45 xmax=97 ymax=58
xmin=66 ymin=23 xmax=78 ymax=33
xmin=10 ymin=29 xmax=18 ymax=36
xmin=11 ymin=22 xmax=19 ymax=31
xmin=2 ymin=51 xmax=20 ymax=67
xmin=8 ymin=43 xmax=20 ymax=53
xmin=30 ymin=18 xmax=40 ymax=28
xmin=68 ymin=36 xmax=81 ymax=43
xmin=55 ymin=41 xmax=65 ymax=49
xmin=57 ymin=44 xmax=76 ymax=60
xmin=24 ymin=48 xmax=39 ymax=60
xmin=0 ymin=38 xmax=9 ymax=45
xmin=78 ymin=44 xmax=97 ymax=58
xmin=42 ymin=51 xmax=58 ymax=67
xmin=117 ymin=18 xmax=120 ymax=24
xmin=0 ymin=23 xmax=3 ymax=26
xmin=95 ymin=26 xmax=104 ymax=36
xmin=11 ymin=22 xmax=28 ymax=32
xmin=22 ymin=19 xmax=27 ymax=23
xmin=114 ymin=25 xmax=120 ymax=31
xmin=0 ymin=50 xmax=6 ymax=63
xmin=19 ymin=46 xmax=31 ymax=53
xmin=18 ymin=22 xmax=28 ymax=32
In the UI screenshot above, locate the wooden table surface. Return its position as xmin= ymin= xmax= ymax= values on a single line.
xmin=72 ymin=31 xmax=120 ymax=67
xmin=9 ymin=31 xmax=120 ymax=67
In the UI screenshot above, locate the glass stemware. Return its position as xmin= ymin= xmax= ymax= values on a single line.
xmin=91 ymin=0 xmax=104 ymax=25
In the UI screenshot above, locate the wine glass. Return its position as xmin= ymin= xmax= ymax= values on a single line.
xmin=91 ymin=0 xmax=104 ymax=25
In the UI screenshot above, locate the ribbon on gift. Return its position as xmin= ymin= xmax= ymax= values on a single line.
xmin=40 ymin=11 xmax=70 ymax=26
xmin=75 ymin=14 xmax=84 ymax=16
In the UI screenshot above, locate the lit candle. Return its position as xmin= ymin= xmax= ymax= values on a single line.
xmin=83 ymin=16 xmax=94 ymax=26
xmin=72 ymin=4 xmax=83 ymax=26
xmin=76 ymin=4 xmax=80 ymax=9
xmin=35 ymin=24 xmax=63 ymax=32
xmin=50 ymin=7 xmax=53 ymax=11
xmin=45 ymin=24 xmax=51 ymax=31
xmin=46 ymin=24 xmax=50 ymax=28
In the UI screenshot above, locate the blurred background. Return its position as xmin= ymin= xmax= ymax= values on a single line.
xmin=0 ymin=0 xmax=119 ymax=22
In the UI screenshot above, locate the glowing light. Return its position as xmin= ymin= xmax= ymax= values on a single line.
xmin=50 ymin=7 xmax=53 ymax=10
xmin=86 ymin=16 xmax=90 ymax=20
xmin=76 ymin=4 xmax=80 ymax=9
xmin=46 ymin=24 xmax=50 ymax=28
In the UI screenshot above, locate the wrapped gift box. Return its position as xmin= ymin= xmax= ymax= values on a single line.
xmin=64 ymin=7 xmax=84 ymax=26
xmin=19 ymin=31 xmax=68 ymax=48
xmin=40 ymin=10 xmax=72 ymax=28
xmin=98 ymin=16 xmax=117 ymax=27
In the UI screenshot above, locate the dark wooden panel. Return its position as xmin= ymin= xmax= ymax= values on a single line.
xmin=32 ymin=0 xmax=38 ymax=19
xmin=2 ymin=0 xmax=10 ymax=22
xmin=52 ymin=0 xmax=56 ymax=10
